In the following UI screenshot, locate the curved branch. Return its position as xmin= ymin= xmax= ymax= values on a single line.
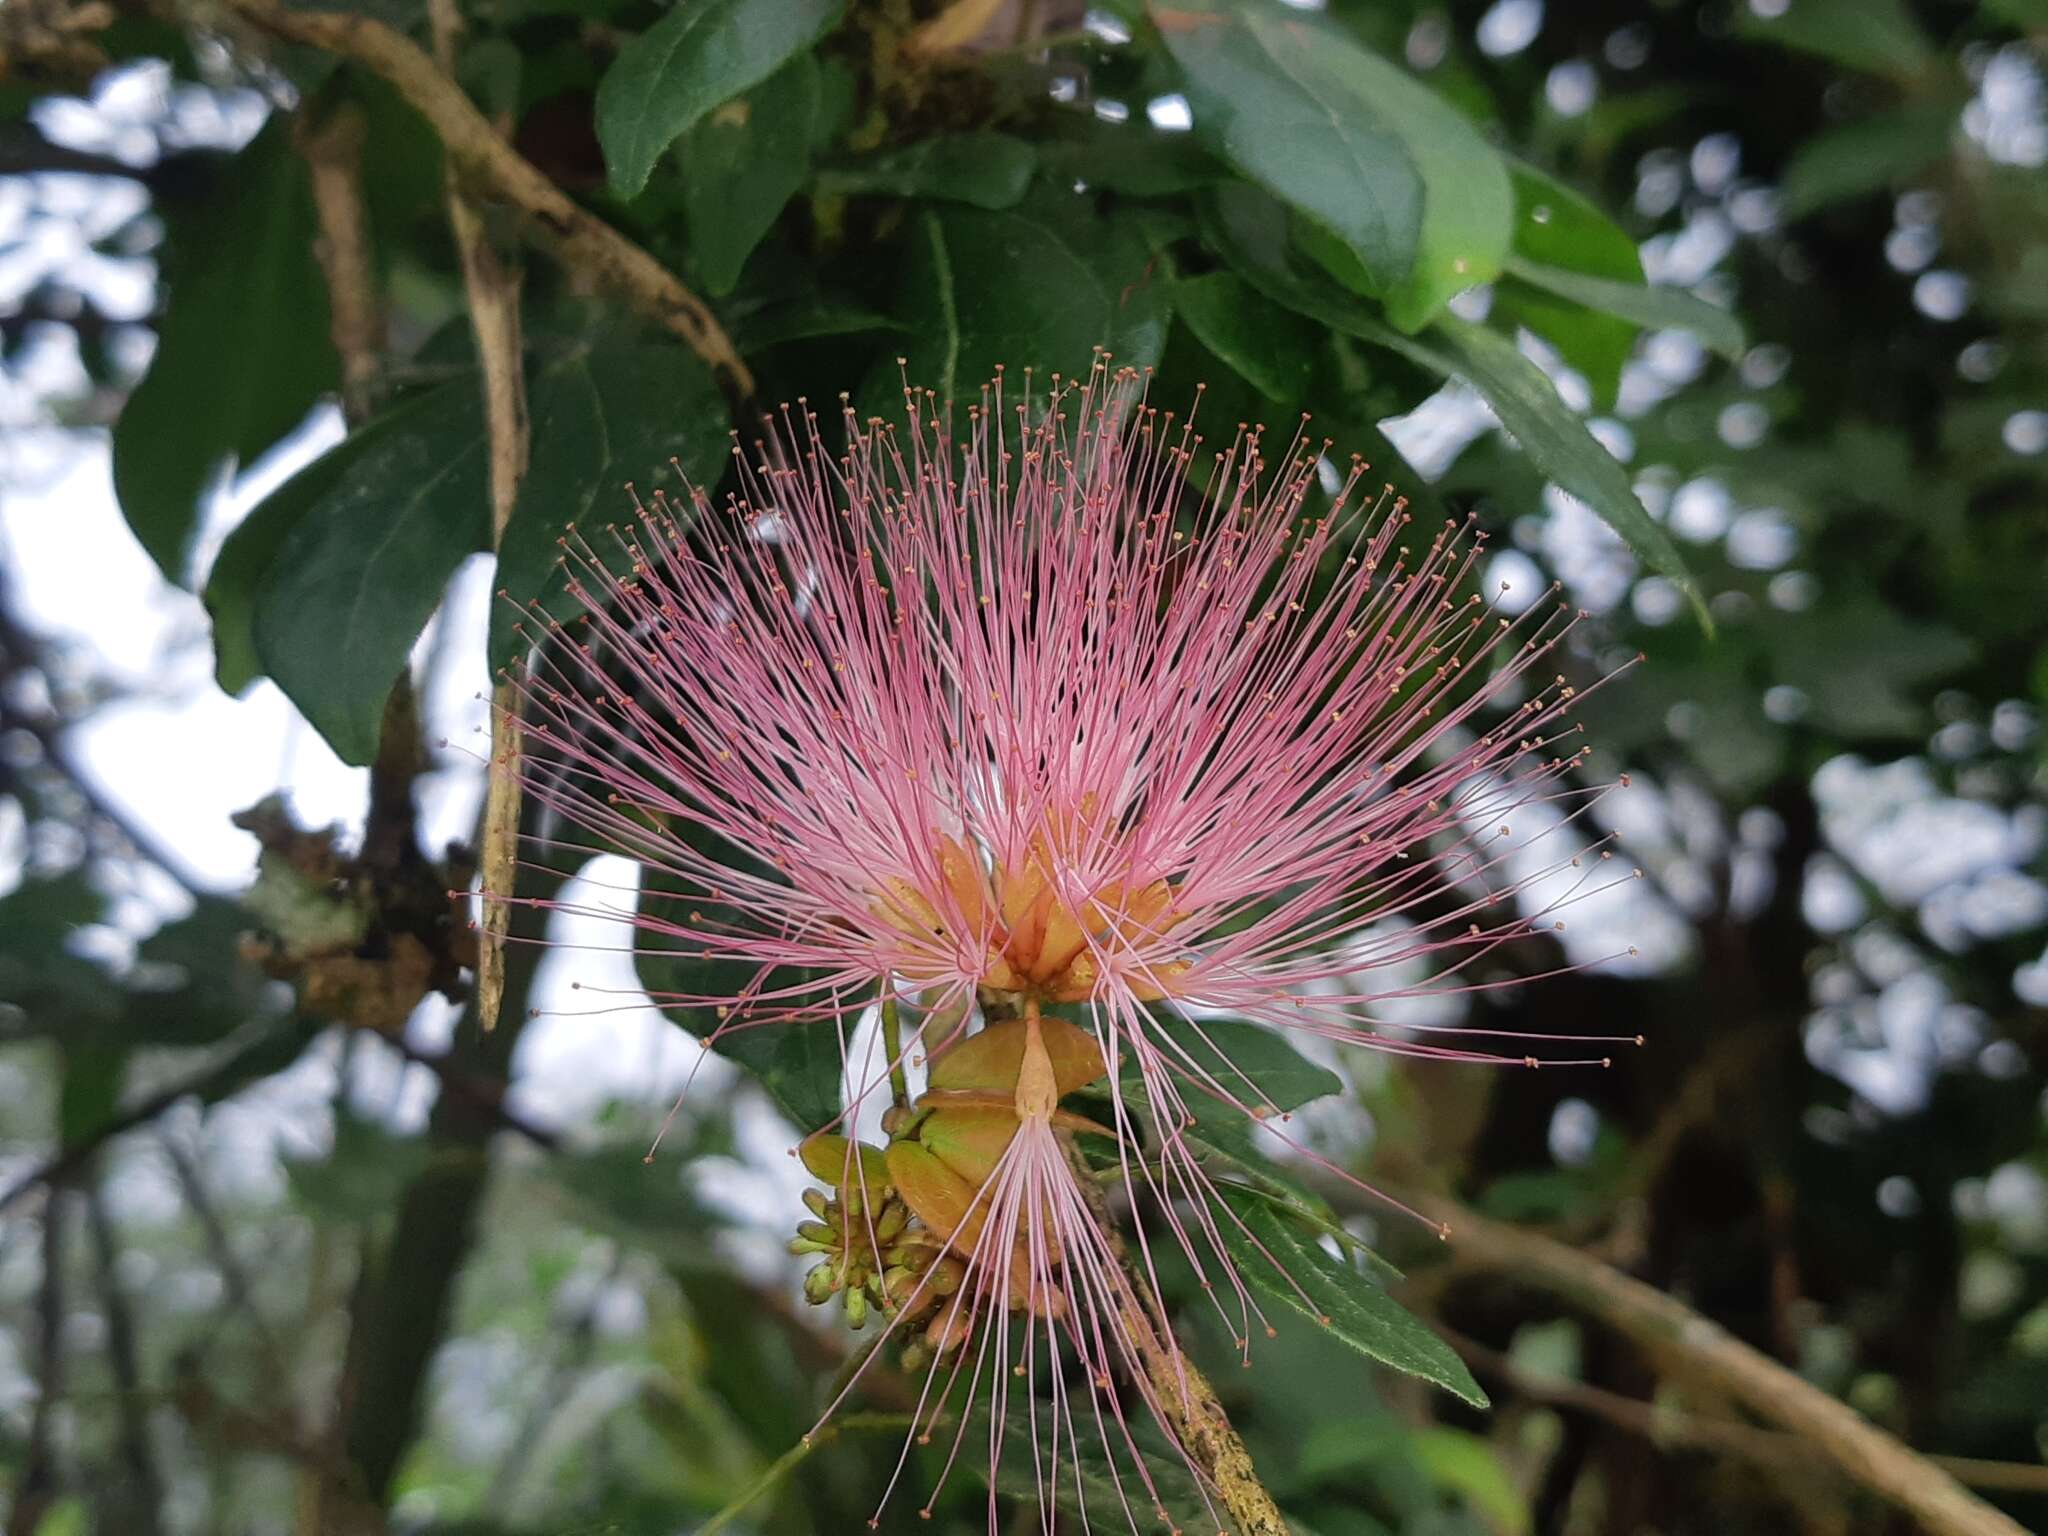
xmin=1419 ymin=1193 xmax=2031 ymax=1536
xmin=218 ymin=0 xmax=753 ymax=402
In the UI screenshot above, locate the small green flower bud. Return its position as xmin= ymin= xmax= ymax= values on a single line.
xmin=803 ymin=1263 xmax=836 ymax=1305
xmin=797 ymin=1220 xmax=835 ymax=1245
xmin=844 ymin=1287 xmax=869 ymax=1329
xmin=802 ymin=1187 xmax=829 ymax=1219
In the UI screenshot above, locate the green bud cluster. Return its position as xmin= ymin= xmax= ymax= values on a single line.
xmin=788 ymin=1182 xmax=922 ymax=1330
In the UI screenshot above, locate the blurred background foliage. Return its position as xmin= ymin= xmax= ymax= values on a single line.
xmin=1 ymin=0 xmax=2047 ymax=1532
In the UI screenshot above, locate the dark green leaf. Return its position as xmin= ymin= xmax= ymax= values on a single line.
xmin=1770 ymin=596 xmax=1974 ymax=738
xmin=1157 ymin=0 xmax=1510 ymax=330
xmin=1202 ymin=184 xmax=1702 ymax=619
xmin=990 ymin=1399 xmax=1213 ymax=1530
xmin=1502 ymin=256 xmax=1746 ymax=361
xmin=881 ymin=192 xmax=1170 ymax=418
xmin=1494 ymin=161 xmax=1640 ymax=406
xmin=1505 ymin=162 xmax=1640 ymax=280
xmin=679 ymin=53 xmax=820 ymax=295
xmin=1734 ymin=0 xmax=1933 ymax=80
xmin=1135 ymin=1009 xmax=1342 ymax=1112
xmin=1171 ymin=269 xmax=1319 ymax=403
xmin=594 ymin=0 xmax=843 ymax=199
xmin=1039 ymin=125 xmax=1224 ymax=196
xmin=636 ymin=864 xmax=845 ymax=1130
xmin=1777 ymin=103 xmax=1957 ymax=221
xmin=1428 ymin=316 xmax=1706 ymax=623
xmin=816 ymin=132 xmax=1038 ymax=210
xmin=112 ymin=124 xmax=336 ymax=584
xmin=492 ymin=333 xmax=729 ymax=669
xmin=1218 ymin=1186 xmax=1486 ymax=1406
xmin=204 ymin=433 xmax=355 ymax=696
xmin=253 ymin=382 xmax=491 ymax=765
xmin=125 ymin=899 xmax=284 ymax=1047
xmin=730 ymin=298 xmax=904 ymax=352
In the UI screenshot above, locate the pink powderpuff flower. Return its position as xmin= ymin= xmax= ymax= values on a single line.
xmin=503 ymin=358 xmax=1643 ymax=1524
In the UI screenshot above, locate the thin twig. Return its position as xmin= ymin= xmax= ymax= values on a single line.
xmin=696 ymin=1413 xmax=922 ymax=1536
xmin=0 ymin=1016 xmax=312 ymax=1218
xmin=1063 ymin=1135 xmax=1289 ymax=1536
xmin=219 ymin=0 xmax=751 ymax=401
xmin=159 ymin=1128 xmax=291 ymax=1377
xmin=880 ymin=992 xmax=910 ymax=1109
xmin=1417 ymin=1192 xmax=2030 ymax=1536
xmin=7 ymin=1187 xmax=69 ymax=1536
xmin=85 ymin=1178 xmax=168 ymax=1535
xmin=428 ymin=0 xmax=531 ymax=1035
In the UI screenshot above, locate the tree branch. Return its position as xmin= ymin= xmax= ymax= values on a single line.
xmin=293 ymin=99 xmax=382 ymax=423
xmin=217 ymin=0 xmax=752 ymax=402
xmin=1448 ymin=1326 xmax=2048 ymax=1498
xmin=1417 ymin=1192 xmax=2031 ymax=1536
xmin=426 ymin=0 xmax=530 ymax=1035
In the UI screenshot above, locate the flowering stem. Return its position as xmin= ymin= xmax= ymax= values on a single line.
xmin=1059 ymin=1136 xmax=1291 ymax=1536
xmin=879 ymin=992 xmax=910 ymax=1111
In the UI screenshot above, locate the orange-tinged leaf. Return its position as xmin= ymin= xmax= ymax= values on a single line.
xmin=887 ymin=1139 xmax=984 ymax=1244
xmin=928 ymin=1015 xmax=1106 ymax=1096
xmin=919 ymin=1104 xmax=1020 ymax=1185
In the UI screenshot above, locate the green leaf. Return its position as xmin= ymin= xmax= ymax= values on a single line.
xmin=1218 ymin=1186 xmax=1486 ymax=1406
xmin=1427 ymin=316 xmax=1706 ymax=623
xmin=1777 ymin=103 xmax=1957 ymax=221
xmin=1503 ymin=256 xmax=1746 ymax=361
xmin=1413 ymin=1428 xmax=1529 ymax=1536
xmin=1505 ymin=161 xmax=1641 ymax=280
xmin=816 ymin=132 xmax=1038 ymax=210
xmin=1734 ymin=0 xmax=1934 ymax=80
xmin=730 ymin=297 xmax=904 ymax=351
xmin=1137 ymin=1009 xmax=1343 ymax=1112
xmin=635 ymin=863 xmax=846 ymax=1130
xmin=882 ymin=192 xmax=1170 ymax=418
xmin=1156 ymin=0 xmax=1511 ymax=331
xmin=1494 ymin=161 xmax=1641 ymax=406
xmin=1171 ymin=269 xmax=1320 ymax=403
xmin=990 ymin=1400 xmax=1212 ymax=1530
xmin=1039 ymin=125 xmax=1224 ymax=196
xmin=1201 ymin=184 xmax=1702 ymax=619
xmin=594 ymin=0 xmax=843 ymax=199
xmin=204 ymin=434 xmax=354 ymax=696
xmin=125 ymin=898 xmax=285 ymax=1047
xmin=112 ymin=123 xmax=336 ymax=584
xmin=678 ymin=53 xmax=820 ymax=295
xmin=253 ymin=382 xmax=491 ymax=765
xmin=1770 ymin=596 xmax=1974 ymax=738
xmin=491 ymin=333 xmax=729 ymax=669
